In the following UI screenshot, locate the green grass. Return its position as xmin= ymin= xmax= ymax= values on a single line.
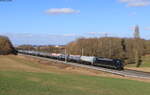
xmin=0 ymin=55 xmax=150 ymax=95
xmin=0 ymin=71 xmax=150 ymax=95
xmin=141 ymin=55 xmax=150 ymax=67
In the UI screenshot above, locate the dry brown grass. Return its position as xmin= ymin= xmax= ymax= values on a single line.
xmin=0 ymin=55 xmax=49 ymax=72
xmin=125 ymin=67 xmax=150 ymax=73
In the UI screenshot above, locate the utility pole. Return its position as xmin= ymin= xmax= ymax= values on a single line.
xmin=109 ymin=39 xmax=112 ymax=58
xmin=81 ymin=48 xmax=84 ymax=56
xmin=65 ymin=48 xmax=67 ymax=64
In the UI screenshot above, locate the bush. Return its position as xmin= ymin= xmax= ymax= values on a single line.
xmin=0 ymin=36 xmax=17 ymax=55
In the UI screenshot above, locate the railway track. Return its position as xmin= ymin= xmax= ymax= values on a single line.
xmin=19 ymin=53 xmax=150 ymax=79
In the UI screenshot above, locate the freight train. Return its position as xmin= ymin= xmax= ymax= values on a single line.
xmin=18 ymin=50 xmax=124 ymax=70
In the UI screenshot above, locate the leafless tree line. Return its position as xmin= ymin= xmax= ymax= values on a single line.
xmin=16 ymin=36 xmax=150 ymax=67
xmin=66 ymin=37 xmax=149 ymax=66
xmin=17 ymin=45 xmax=65 ymax=53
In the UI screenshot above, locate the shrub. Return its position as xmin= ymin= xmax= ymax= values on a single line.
xmin=0 ymin=36 xmax=17 ymax=55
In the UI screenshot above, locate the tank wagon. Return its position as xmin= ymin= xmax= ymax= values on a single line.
xmin=58 ymin=54 xmax=69 ymax=61
xmin=68 ymin=55 xmax=81 ymax=63
xmin=80 ymin=56 xmax=96 ymax=65
xmin=18 ymin=50 xmax=124 ymax=70
xmin=51 ymin=53 xmax=61 ymax=59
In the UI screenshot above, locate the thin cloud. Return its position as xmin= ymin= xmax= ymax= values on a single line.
xmin=87 ymin=32 xmax=101 ymax=35
xmin=145 ymin=27 xmax=150 ymax=30
xmin=0 ymin=33 xmax=78 ymax=45
xmin=45 ymin=8 xmax=80 ymax=15
xmin=129 ymin=25 xmax=136 ymax=31
xmin=86 ymin=32 xmax=112 ymax=37
xmin=119 ymin=0 xmax=150 ymax=7
xmin=129 ymin=12 xmax=137 ymax=16
xmin=63 ymin=33 xmax=78 ymax=37
xmin=87 ymin=32 xmax=109 ymax=35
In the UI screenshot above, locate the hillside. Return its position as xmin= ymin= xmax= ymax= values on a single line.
xmin=0 ymin=55 xmax=150 ymax=95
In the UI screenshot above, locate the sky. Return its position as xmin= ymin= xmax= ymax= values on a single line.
xmin=0 ymin=0 xmax=150 ymax=45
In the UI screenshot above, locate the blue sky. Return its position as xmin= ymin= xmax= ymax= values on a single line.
xmin=0 ymin=0 xmax=150 ymax=45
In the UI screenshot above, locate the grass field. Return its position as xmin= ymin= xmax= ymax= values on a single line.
xmin=0 ymin=55 xmax=150 ymax=95
xmin=141 ymin=55 xmax=150 ymax=67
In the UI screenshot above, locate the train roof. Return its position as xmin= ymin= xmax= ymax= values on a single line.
xmin=96 ymin=57 xmax=113 ymax=61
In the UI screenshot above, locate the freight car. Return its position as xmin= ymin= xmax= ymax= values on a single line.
xmin=58 ymin=54 xmax=69 ymax=61
xmin=80 ymin=56 xmax=96 ymax=65
xmin=68 ymin=55 xmax=81 ymax=63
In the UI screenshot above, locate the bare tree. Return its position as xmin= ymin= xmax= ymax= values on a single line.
xmin=133 ymin=25 xmax=143 ymax=67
